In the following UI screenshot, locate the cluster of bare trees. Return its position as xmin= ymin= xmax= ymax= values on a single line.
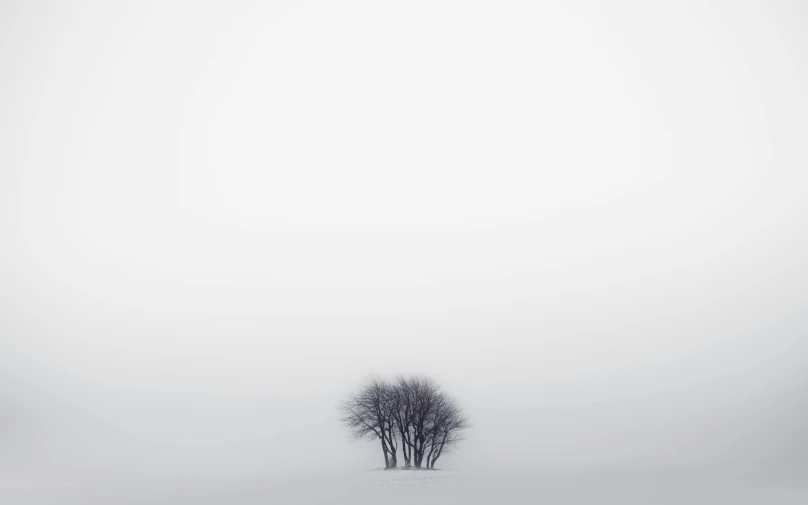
xmin=339 ymin=375 xmax=469 ymax=469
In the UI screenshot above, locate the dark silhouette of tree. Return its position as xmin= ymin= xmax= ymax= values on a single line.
xmin=390 ymin=375 xmax=414 ymax=467
xmin=339 ymin=374 xmax=469 ymax=470
xmin=338 ymin=375 xmax=398 ymax=468
xmin=404 ymin=375 xmax=439 ymax=468
xmin=424 ymin=392 xmax=468 ymax=469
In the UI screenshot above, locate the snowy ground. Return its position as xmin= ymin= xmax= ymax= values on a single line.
xmin=2 ymin=467 xmax=806 ymax=504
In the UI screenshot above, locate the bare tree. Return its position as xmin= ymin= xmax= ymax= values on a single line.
xmin=339 ymin=374 xmax=469 ymax=470
xmin=390 ymin=375 xmax=413 ymax=467
xmin=424 ymin=393 xmax=468 ymax=469
xmin=338 ymin=376 xmax=398 ymax=468
xmin=404 ymin=375 xmax=440 ymax=468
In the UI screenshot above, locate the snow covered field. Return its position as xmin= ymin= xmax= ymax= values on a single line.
xmin=3 ymin=467 xmax=806 ymax=504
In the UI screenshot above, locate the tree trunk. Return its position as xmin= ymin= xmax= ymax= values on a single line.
xmin=430 ymin=434 xmax=447 ymax=469
xmin=384 ymin=426 xmax=397 ymax=468
xmin=425 ymin=443 xmax=435 ymax=469
xmin=398 ymin=427 xmax=410 ymax=467
xmin=414 ymin=447 xmax=423 ymax=468
xmin=380 ymin=435 xmax=390 ymax=468
xmin=387 ymin=436 xmax=398 ymax=468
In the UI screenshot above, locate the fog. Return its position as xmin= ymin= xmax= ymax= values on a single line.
xmin=1 ymin=0 xmax=807 ymax=501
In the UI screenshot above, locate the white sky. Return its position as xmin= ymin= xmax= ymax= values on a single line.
xmin=1 ymin=0 xmax=807 ymax=480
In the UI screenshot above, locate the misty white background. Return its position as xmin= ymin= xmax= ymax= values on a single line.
xmin=1 ymin=0 xmax=807 ymax=485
